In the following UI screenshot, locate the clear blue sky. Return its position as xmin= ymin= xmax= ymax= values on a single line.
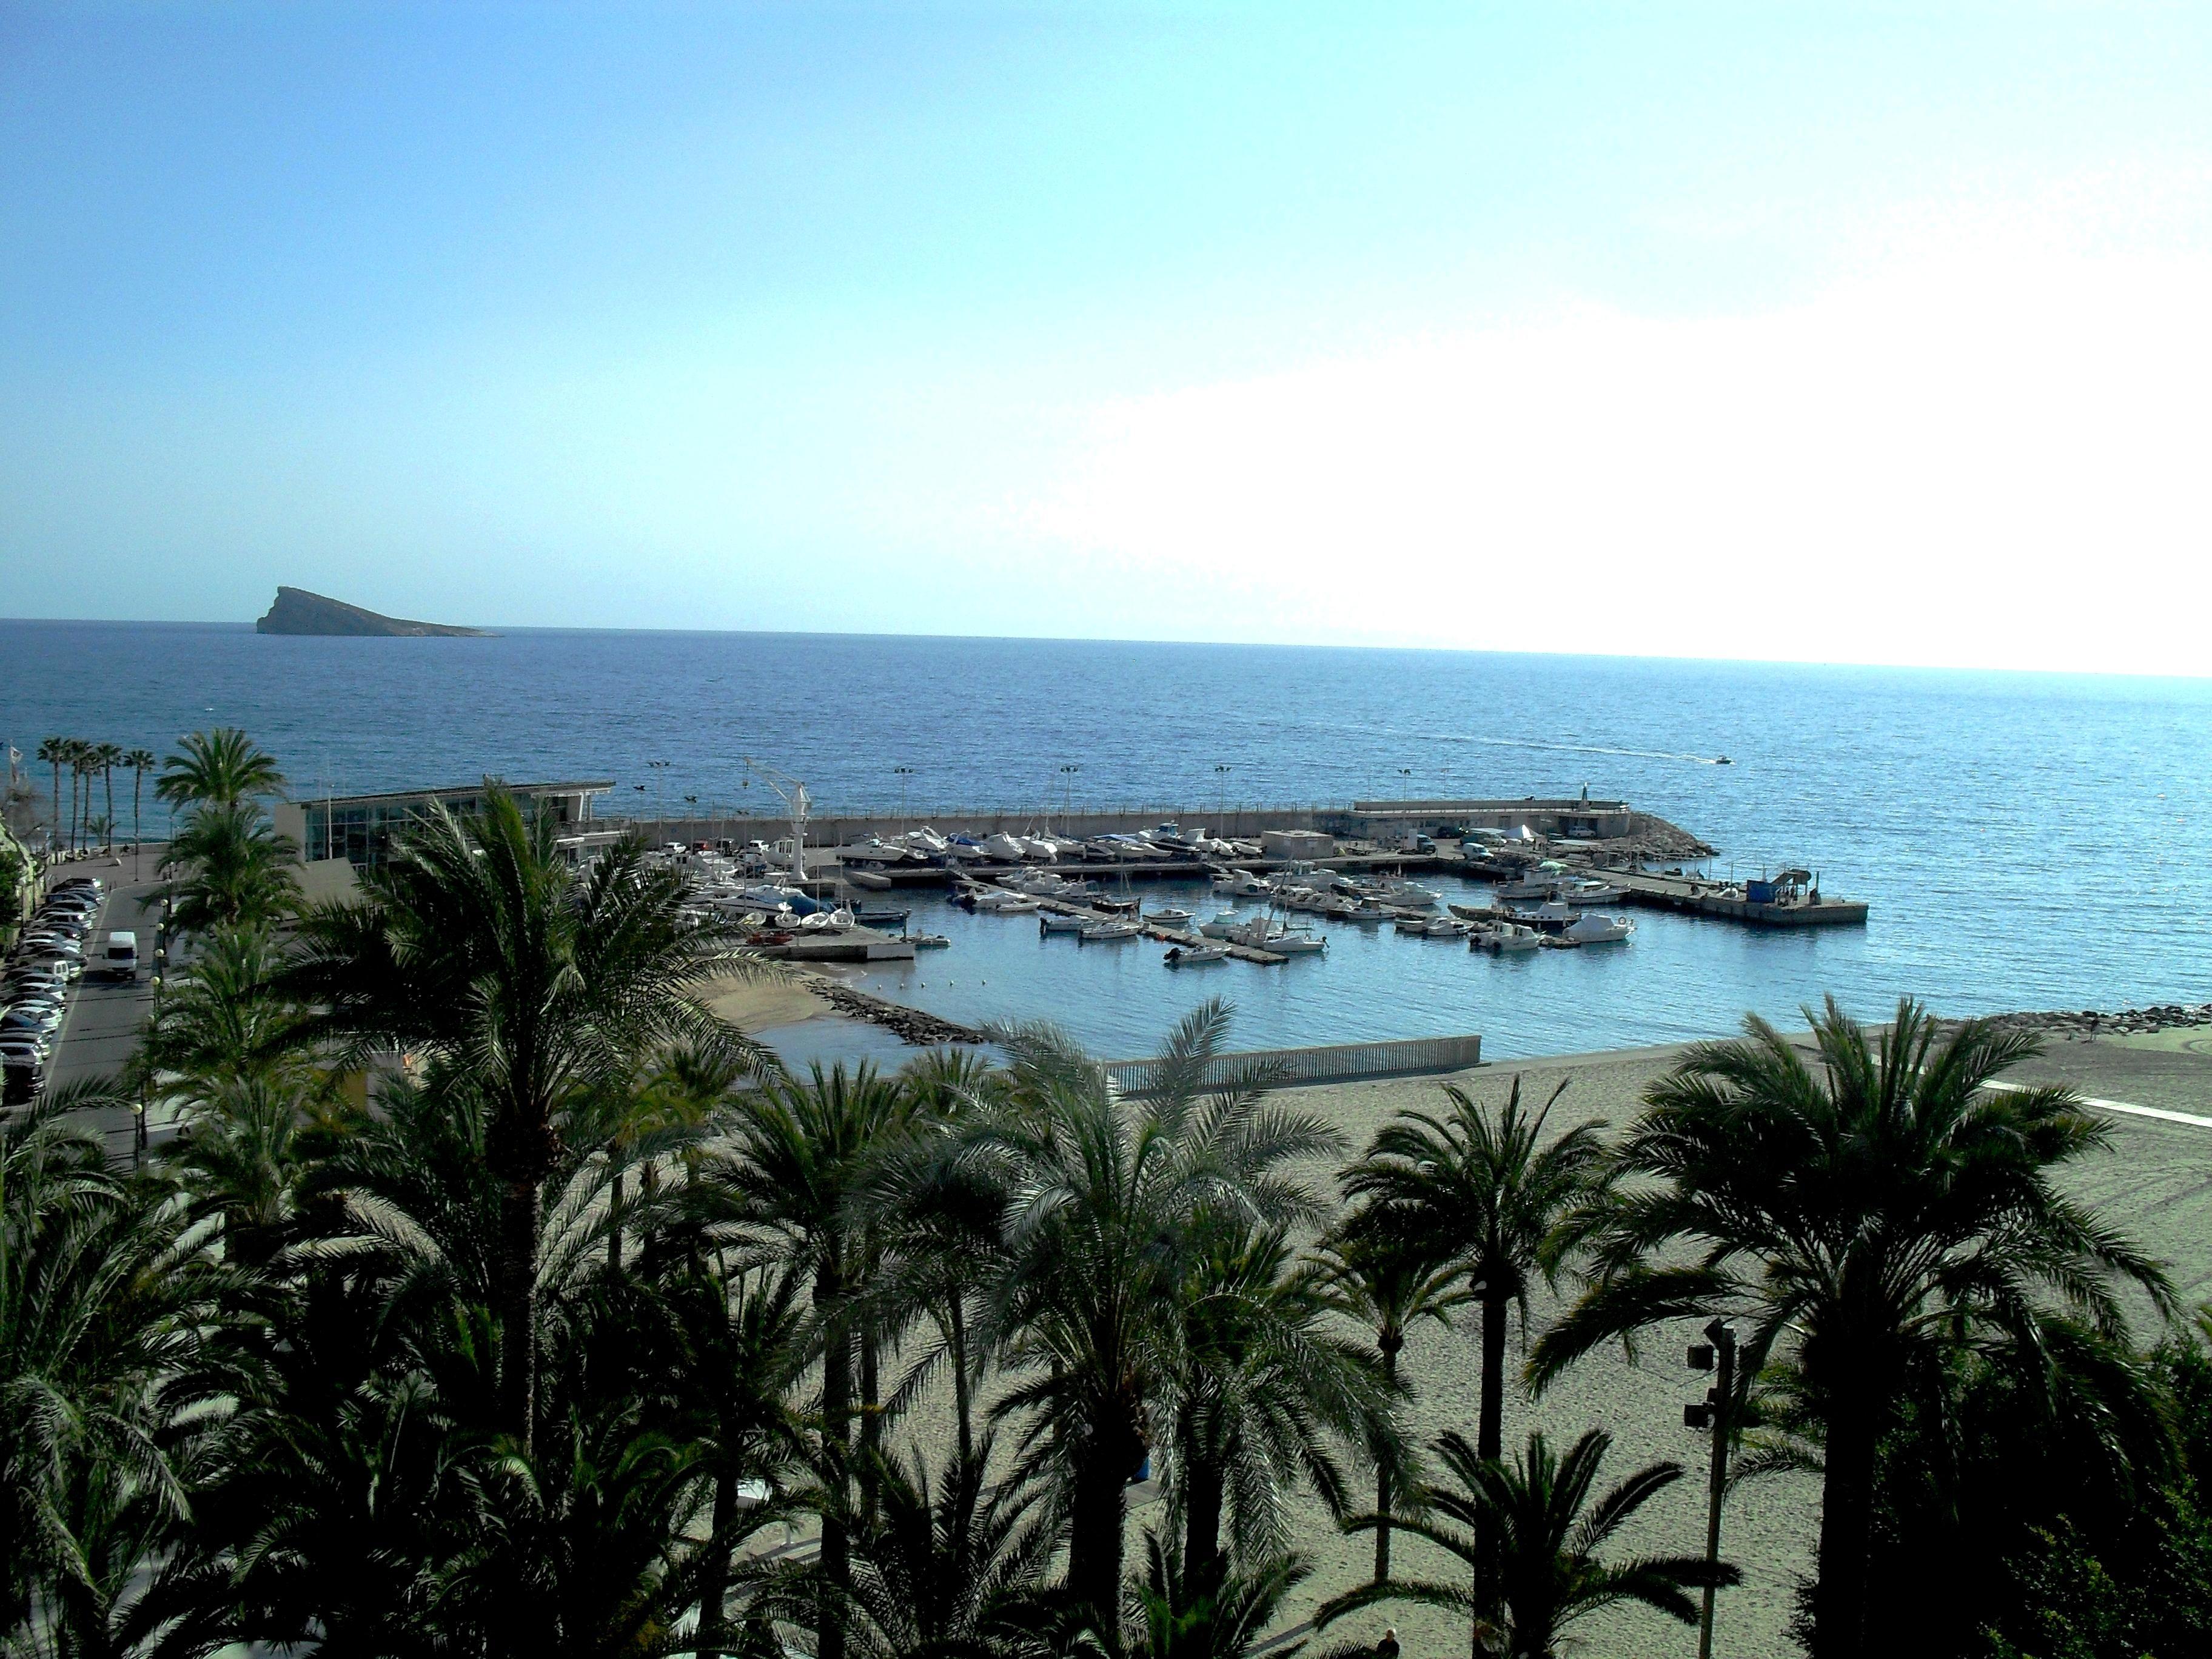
xmin=6 ymin=3 xmax=2211 ymax=671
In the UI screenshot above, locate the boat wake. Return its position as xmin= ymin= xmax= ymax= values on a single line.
xmin=1395 ymin=728 xmax=1731 ymax=766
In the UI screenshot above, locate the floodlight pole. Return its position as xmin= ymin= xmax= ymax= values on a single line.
xmin=1685 ymin=1319 xmax=1737 ymax=1659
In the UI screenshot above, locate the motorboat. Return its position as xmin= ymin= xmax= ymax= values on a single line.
xmin=973 ymin=891 xmax=1041 ymax=914
xmin=1421 ymin=916 xmax=1470 ymax=937
xmin=1563 ymin=913 xmax=1635 ymax=945
xmin=1391 ymin=913 xmax=1433 ymax=934
xmin=1039 ymin=912 xmax=1087 ymax=934
xmin=911 ymin=933 xmax=951 ymax=949
xmin=1163 ymin=943 xmax=1228 ymax=967
xmin=841 ymin=838 xmax=911 ymax=866
xmin=741 ymin=884 xmax=824 ymax=916
xmin=943 ymin=835 xmax=993 ymax=864
xmin=1493 ymin=874 xmax=1555 ymax=901
xmin=1473 ymin=923 xmax=1544 ymax=953
xmin=1146 ymin=907 xmax=1196 ymax=928
xmin=1199 ymin=914 xmax=1248 ymax=939
xmin=900 ymin=826 xmax=950 ymax=857
xmin=1079 ymin=921 xmax=1141 ymax=942
xmin=1267 ymin=930 xmax=1327 ymax=954
xmin=1373 ymin=880 xmax=1441 ymax=910
xmin=1513 ymin=900 xmax=1578 ymax=928
xmin=1212 ymin=870 xmax=1269 ymax=897
xmin=1556 ymin=879 xmax=1626 ymax=905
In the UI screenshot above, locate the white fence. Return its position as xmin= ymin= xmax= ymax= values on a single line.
xmin=1104 ymin=1033 xmax=1483 ymax=1094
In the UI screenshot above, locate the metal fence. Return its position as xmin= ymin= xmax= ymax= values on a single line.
xmin=1104 ymin=1033 xmax=1483 ymax=1094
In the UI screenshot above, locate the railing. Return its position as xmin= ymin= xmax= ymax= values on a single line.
xmin=1104 ymin=1033 xmax=1483 ymax=1094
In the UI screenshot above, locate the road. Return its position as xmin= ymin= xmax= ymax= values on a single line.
xmin=24 ymin=848 xmax=170 ymax=1159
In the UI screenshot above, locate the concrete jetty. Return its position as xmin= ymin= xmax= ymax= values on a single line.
xmin=1013 ymin=890 xmax=1290 ymax=965
xmin=1598 ymin=868 xmax=1869 ymax=928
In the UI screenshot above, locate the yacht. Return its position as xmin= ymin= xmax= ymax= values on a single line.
xmin=979 ymin=833 xmax=1033 ymax=863
xmin=841 ymin=838 xmax=911 ymax=866
xmin=900 ymin=826 xmax=950 ymax=857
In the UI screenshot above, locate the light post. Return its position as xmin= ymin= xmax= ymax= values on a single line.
xmin=646 ymin=759 xmax=672 ymax=829
xmin=1059 ymin=765 xmax=1081 ymax=830
xmin=894 ymin=766 xmax=915 ymax=834
xmin=1684 ymin=1319 xmax=1738 ymax=1659
xmin=1215 ymin=764 xmax=1232 ymax=828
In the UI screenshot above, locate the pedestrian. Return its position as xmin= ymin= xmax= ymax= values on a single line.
xmin=1376 ymin=1629 xmax=1400 ymax=1659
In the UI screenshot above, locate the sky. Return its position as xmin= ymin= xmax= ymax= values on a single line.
xmin=5 ymin=1 xmax=2211 ymax=674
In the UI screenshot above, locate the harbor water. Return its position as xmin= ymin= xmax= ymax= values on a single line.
xmin=6 ymin=620 xmax=2210 ymax=1059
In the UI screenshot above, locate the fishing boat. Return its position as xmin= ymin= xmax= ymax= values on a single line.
xmin=911 ymin=933 xmax=951 ymax=949
xmin=1493 ymin=873 xmax=1555 ymax=901
xmin=1555 ymin=879 xmax=1626 ymax=906
xmin=1079 ymin=920 xmax=1141 ymax=942
xmin=1163 ymin=943 xmax=1229 ymax=967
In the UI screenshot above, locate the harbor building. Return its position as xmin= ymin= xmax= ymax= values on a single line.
xmin=274 ymin=780 xmax=613 ymax=871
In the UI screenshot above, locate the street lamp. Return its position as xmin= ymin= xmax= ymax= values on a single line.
xmin=894 ymin=766 xmax=916 ymax=833
xmin=1059 ymin=765 xmax=1081 ymax=828
xmin=1214 ymin=765 xmax=1233 ymax=828
xmin=1684 ymin=1319 xmax=1738 ymax=1659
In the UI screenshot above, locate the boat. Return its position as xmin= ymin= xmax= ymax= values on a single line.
xmin=1267 ymin=930 xmax=1327 ymax=954
xmin=799 ymin=907 xmax=856 ymax=932
xmin=1555 ymin=878 xmax=1626 ymax=905
xmin=1493 ymin=874 xmax=1555 ymax=901
xmin=1199 ymin=914 xmax=1248 ymax=939
xmin=1392 ymin=913 xmax=1433 ymax=933
xmin=1563 ymin=913 xmax=1635 ymax=945
xmin=974 ymin=891 xmax=1040 ymax=914
xmin=1421 ymin=916 xmax=1470 ymax=937
xmin=1090 ymin=894 xmax=1141 ymax=916
xmin=979 ymin=832 xmax=1033 ymax=863
xmin=1079 ymin=921 xmax=1141 ymax=942
xmin=840 ymin=838 xmax=911 ymax=866
xmin=1146 ymin=907 xmax=1196 ymax=928
xmin=1473 ymin=922 xmax=1543 ymax=953
xmin=911 ymin=933 xmax=951 ymax=949
xmin=1163 ymin=943 xmax=1229 ymax=967
xmin=1513 ymin=900 xmax=1578 ymax=929
xmin=1039 ymin=912 xmax=1087 ymax=934
xmin=900 ymin=826 xmax=950 ymax=857
xmin=1212 ymin=870 xmax=1269 ymax=897
xmin=1373 ymin=880 xmax=1441 ymax=910
xmin=851 ymin=905 xmax=910 ymax=927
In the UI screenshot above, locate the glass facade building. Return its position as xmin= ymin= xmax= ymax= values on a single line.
xmin=278 ymin=782 xmax=612 ymax=870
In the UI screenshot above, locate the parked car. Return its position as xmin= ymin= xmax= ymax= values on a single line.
xmin=2 ymin=1005 xmax=64 ymax=1036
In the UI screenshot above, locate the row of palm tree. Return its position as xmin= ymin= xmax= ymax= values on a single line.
xmin=32 ymin=737 xmax=159 ymax=853
xmin=4 ymin=748 xmax=2200 ymax=1659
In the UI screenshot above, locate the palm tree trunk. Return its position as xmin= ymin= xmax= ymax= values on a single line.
xmin=1375 ymin=1338 xmax=1399 ymax=1583
xmin=1812 ymin=1389 xmax=1877 ymax=1659
xmin=697 ymin=1463 xmax=739 ymax=1658
xmin=948 ymin=1293 xmax=974 ymax=1469
xmin=1070 ymin=1430 xmax=1136 ymax=1651
xmin=860 ymin=1321 xmax=882 ymax=1527
xmin=608 ymin=1168 xmax=625 ymax=1272
xmin=817 ymin=1258 xmax=851 ymax=1659
xmin=132 ymin=771 xmax=142 ymax=849
xmin=1182 ymin=1432 xmax=1225 ymax=1592
xmin=1477 ymin=1293 xmax=1507 ymax=1462
xmin=103 ymin=767 xmax=115 ymax=843
xmin=497 ymin=1164 xmax=541 ymax=1451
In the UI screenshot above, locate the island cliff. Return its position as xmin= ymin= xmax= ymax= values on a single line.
xmin=255 ymin=586 xmax=491 ymax=637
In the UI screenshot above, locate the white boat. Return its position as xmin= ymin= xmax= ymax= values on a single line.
xmin=1199 ymin=914 xmax=1248 ymax=939
xmin=1267 ymin=930 xmax=1327 ymax=954
xmin=971 ymin=889 xmax=1040 ymax=913
xmin=1146 ymin=907 xmax=1196 ymax=927
xmin=841 ymin=838 xmax=911 ymax=866
xmin=845 ymin=868 xmax=893 ymax=891
xmin=1555 ymin=879 xmax=1626 ymax=906
xmin=1421 ymin=916 xmax=1470 ymax=937
xmin=900 ymin=826 xmax=950 ymax=856
xmin=1493 ymin=874 xmax=1555 ymax=901
xmin=1164 ymin=943 xmax=1229 ymax=967
xmin=799 ymin=907 xmax=856 ymax=932
xmin=1515 ymin=900 xmax=1578 ymax=927
xmin=1563 ymin=913 xmax=1635 ymax=945
xmin=1374 ymin=880 xmax=1441 ymax=910
xmin=1473 ymin=923 xmax=1544 ymax=953
xmin=1391 ymin=913 xmax=1433 ymax=933
xmin=1212 ymin=871 xmax=1269 ymax=897
xmin=1079 ymin=920 xmax=1141 ymax=942
xmin=1039 ymin=912 xmax=1087 ymax=934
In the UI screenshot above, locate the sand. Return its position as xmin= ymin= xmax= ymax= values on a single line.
xmin=703 ymin=972 xmax=834 ymax=1032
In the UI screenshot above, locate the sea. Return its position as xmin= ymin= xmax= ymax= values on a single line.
xmin=6 ymin=619 xmax=2210 ymax=1064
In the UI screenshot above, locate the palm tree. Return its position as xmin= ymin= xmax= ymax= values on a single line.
xmin=1528 ymin=998 xmax=2176 ymax=1659
xmin=1320 ymin=1428 xmax=1737 ymax=1659
xmin=703 ymin=1061 xmax=916 ymax=1659
xmin=93 ymin=741 xmax=122 ymax=848
xmin=1 ymin=1089 xmax=233 ymax=1643
xmin=965 ymin=1002 xmax=1341 ymax=1642
xmin=156 ymin=728 xmax=286 ymax=810
xmin=1164 ymin=1213 xmax=1384 ymax=1589
xmin=66 ymin=738 xmax=92 ymax=851
xmin=279 ymin=787 xmax=759 ymax=1452
xmin=814 ymin=1433 xmax=1063 ymax=1659
xmin=157 ymin=802 xmax=300 ymax=935
xmin=1131 ymin=1533 xmax=1310 ymax=1659
xmin=35 ymin=737 xmax=67 ymax=850
xmin=1341 ymin=1079 xmax=1610 ymax=1470
xmin=123 ymin=748 xmax=156 ymax=848
xmin=1307 ymin=1216 xmax=1469 ymax=1581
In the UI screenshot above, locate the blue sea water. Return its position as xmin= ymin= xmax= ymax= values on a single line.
xmin=5 ymin=620 xmax=2210 ymax=1060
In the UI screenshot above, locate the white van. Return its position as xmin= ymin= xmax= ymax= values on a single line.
xmin=101 ymin=931 xmax=139 ymax=980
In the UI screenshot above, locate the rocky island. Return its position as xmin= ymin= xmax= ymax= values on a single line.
xmin=255 ymin=586 xmax=491 ymax=637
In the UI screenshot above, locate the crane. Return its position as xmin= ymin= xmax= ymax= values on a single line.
xmin=743 ymin=758 xmax=811 ymax=883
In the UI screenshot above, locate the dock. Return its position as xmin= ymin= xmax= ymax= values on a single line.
xmin=1021 ymin=891 xmax=1290 ymax=964
xmin=1600 ymin=869 xmax=1869 ymax=928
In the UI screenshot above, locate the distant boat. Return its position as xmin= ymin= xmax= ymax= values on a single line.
xmin=1715 ymin=756 xmax=1734 ymax=765
xmin=1563 ymin=913 xmax=1635 ymax=945
xmin=1164 ymin=943 xmax=1228 ymax=967
xmin=1079 ymin=921 xmax=1141 ymax=942
xmin=1039 ymin=912 xmax=1087 ymax=934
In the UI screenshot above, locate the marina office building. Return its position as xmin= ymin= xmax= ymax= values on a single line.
xmin=274 ymin=780 xmax=615 ymax=873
